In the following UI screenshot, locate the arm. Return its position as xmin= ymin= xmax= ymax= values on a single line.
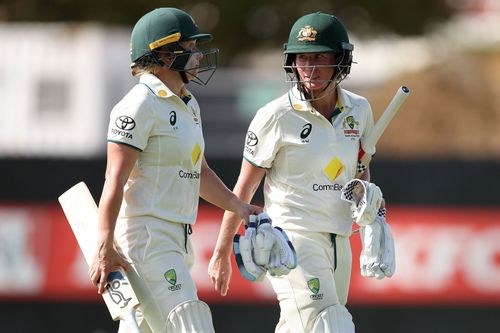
xmin=89 ymin=142 xmax=140 ymax=294
xmin=208 ymin=159 xmax=266 ymax=296
xmin=200 ymin=155 xmax=262 ymax=222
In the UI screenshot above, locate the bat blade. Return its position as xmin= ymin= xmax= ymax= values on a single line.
xmin=356 ymin=86 xmax=410 ymax=177
xmin=58 ymin=182 xmax=140 ymax=331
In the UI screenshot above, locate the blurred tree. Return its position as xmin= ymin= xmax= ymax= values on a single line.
xmin=1 ymin=0 xmax=456 ymax=64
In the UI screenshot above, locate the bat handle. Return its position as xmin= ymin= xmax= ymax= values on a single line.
xmin=122 ymin=307 xmax=141 ymax=333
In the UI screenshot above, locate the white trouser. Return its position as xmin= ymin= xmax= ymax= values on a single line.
xmin=115 ymin=216 xmax=201 ymax=333
xmin=269 ymin=230 xmax=352 ymax=333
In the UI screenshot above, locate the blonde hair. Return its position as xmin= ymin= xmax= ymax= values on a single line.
xmin=130 ymin=62 xmax=161 ymax=77
xmin=130 ymin=45 xmax=174 ymax=77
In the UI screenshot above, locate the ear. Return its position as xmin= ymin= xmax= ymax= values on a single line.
xmin=156 ymin=51 xmax=175 ymax=67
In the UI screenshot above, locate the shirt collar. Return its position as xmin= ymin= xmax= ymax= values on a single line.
xmin=139 ymin=73 xmax=192 ymax=101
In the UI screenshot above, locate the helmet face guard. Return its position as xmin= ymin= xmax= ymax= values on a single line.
xmin=282 ymin=12 xmax=353 ymax=101
xmin=155 ymin=42 xmax=218 ymax=85
xmin=283 ymin=43 xmax=353 ymax=101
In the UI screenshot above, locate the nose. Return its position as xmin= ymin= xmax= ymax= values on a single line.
xmin=194 ymin=51 xmax=203 ymax=61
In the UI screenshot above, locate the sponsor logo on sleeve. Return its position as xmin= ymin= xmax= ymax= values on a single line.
xmin=245 ymin=131 xmax=258 ymax=156
xmin=111 ymin=116 xmax=135 ymax=139
xmin=246 ymin=131 xmax=258 ymax=146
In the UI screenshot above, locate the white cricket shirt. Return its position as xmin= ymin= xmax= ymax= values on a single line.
xmin=108 ymin=73 xmax=205 ymax=224
xmin=244 ymin=85 xmax=374 ymax=236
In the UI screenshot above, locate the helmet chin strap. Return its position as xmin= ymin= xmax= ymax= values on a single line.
xmin=296 ymin=67 xmax=338 ymax=102
xmin=179 ymin=72 xmax=190 ymax=84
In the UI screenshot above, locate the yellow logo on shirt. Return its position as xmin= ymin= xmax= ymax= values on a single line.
xmin=191 ymin=143 xmax=201 ymax=166
xmin=324 ymin=156 xmax=344 ymax=181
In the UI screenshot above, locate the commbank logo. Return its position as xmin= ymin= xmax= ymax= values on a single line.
xmin=115 ymin=116 xmax=136 ymax=130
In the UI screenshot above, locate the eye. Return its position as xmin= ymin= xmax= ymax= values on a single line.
xmin=182 ymin=40 xmax=197 ymax=51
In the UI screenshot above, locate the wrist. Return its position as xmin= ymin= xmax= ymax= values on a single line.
xmin=213 ymin=243 xmax=233 ymax=258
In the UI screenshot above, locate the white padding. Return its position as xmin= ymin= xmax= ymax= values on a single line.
xmin=166 ymin=300 xmax=215 ymax=333
xmin=312 ymin=305 xmax=355 ymax=333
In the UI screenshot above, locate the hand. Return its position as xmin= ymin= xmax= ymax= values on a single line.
xmin=208 ymin=252 xmax=233 ymax=296
xmin=89 ymin=242 xmax=130 ymax=294
xmin=234 ymin=202 xmax=263 ymax=225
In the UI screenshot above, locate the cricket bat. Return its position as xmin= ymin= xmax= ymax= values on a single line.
xmin=356 ymin=86 xmax=410 ymax=178
xmin=58 ymin=182 xmax=140 ymax=333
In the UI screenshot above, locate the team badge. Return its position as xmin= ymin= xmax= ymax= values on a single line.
xmin=307 ymin=277 xmax=324 ymax=300
xmin=342 ymin=116 xmax=360 ymax=138
xmin=307 ymin=278 xmax=320 ymax=294
xmin=164 ymin=269 xmax=182 ymax=291
xmin=297 ymin=25 xmax=318 ymax=42
xmin=164 ymin=269 xmax=177 ymax=285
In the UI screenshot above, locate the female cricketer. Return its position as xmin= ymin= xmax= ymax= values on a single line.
xmin=209 ymin=12 xmax=377 ymax=332
xmin=88 ymin=8 xmax=262 ymax=333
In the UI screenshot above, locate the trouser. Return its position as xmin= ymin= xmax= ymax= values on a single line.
xmin=269 ymin=230 xmax=352 ymax=333
xmin=114 ymin=216 xmax=200 ymax=333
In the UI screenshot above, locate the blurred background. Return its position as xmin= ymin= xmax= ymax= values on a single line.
xmin=1 ymin=0 xmax=499 ymax=332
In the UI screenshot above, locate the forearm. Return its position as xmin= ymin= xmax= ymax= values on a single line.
xmin=213 ymin=173 xmax=261 ymax=257
xmin=199 ymin=164 xmax=241 ymax=213
xmin=97 ymin=178 xmax=124 ymax=249
xmin=360 ymin=167 xmax=371 ymax=182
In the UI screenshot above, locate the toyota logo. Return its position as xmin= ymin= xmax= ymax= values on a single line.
xmin=115 ymin=116 xmax=136 ymax=130
xmin=246 ymin=131 xmax=258 ymax=146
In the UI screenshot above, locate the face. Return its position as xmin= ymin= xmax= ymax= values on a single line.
xmin=294 ymin=52 xmax=337 ymax=92
xmin=180 ymin=40 xmax=203 ymax=79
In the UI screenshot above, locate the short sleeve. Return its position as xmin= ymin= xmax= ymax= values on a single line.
xmin=243 ymin=107 xmax=281 ymax=168
xmin=359 ymin=100 xmax=376 ymax=156
xmin=107 ymin=85 xmax=155 ymax=151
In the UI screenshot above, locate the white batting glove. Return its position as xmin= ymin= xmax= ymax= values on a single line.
xmin=341 ymin=179 xmax=383 ymax=226
xmin=360 ymin=208 xmax=396 ymax=279
xmin=266 ymin=227 xmax=297 ymax=277
xmin=380 ymin=211 xmax=396 ymax=277
xmin=254 ymin=213 xmax=275 ymax=266
xmin=233 ymin=215 xmax=266 ymax=282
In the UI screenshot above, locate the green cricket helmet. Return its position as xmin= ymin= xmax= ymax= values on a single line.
xmin=130 ymin=8 xmax=218 ymax=85
xmin=283 ymin=12 xmax=353 ymax=97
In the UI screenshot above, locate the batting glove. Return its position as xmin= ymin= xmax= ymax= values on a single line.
xmin=253 ymin=213 xmax=275 ymax=266
xmin=266 ymin=226 xmax=297 ymax=277
xmin=360 ymin=208 xmax=396 ymax=279
xmin=233 ymin=215 xmax=266 ymax=282
xmin=341 ymin=179 xmax=383 ymax=226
